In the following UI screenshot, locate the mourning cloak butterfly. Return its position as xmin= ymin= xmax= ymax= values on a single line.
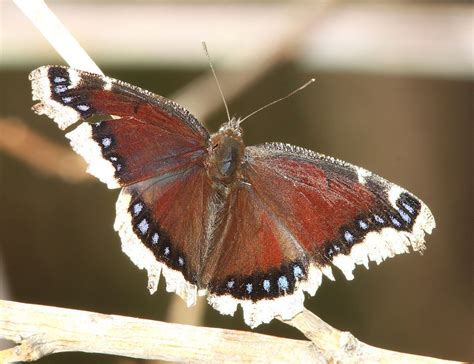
xmin=29 ymin=66 xmax=435 ymax=327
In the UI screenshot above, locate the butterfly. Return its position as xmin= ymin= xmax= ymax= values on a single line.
xmin=29 ymin=66 xmax=435 ymax=328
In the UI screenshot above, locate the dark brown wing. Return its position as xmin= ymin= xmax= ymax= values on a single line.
xmin=29 ymin=66 xmax=209 ymax=188
xmin=206 ymin=143 xmax=435 ymax=327
xmin=30 ymin=65 xmax=213 ymax=306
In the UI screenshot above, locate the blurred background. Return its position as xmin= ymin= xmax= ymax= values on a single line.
xmin=0 ymin=0 xmax=472 ymax=363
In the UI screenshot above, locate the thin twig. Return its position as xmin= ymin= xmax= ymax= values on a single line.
xmin=13 ymin=0 xmax=102 ymax=74
xmin=171 ymin=2 xmax=332 ymax=123
xmin=0 ymin=118 xmax=91 ymax=183
xmin=282 ymin=309 xmax=461 ymax=364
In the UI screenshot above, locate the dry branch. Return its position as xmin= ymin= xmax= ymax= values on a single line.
xmin=0 ymin=300 xmax=317 ymax=363
xmin=0 ymin=300 xmax=461 ymax=363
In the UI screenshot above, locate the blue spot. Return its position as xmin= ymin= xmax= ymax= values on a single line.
xmin=102 ymin=137 xmax=112 ymax=148
xmin=399 ymin=209 xmax=411 ymax=223
xmin=54 ymin=85 xmax=67 ymax=94
xmin=151 ymin=233 xmax=159 ymax=245
xmin=137 ymin=219 xmax=148 ymax=235
xmin=326 ymin=246 xmax=334 ymax=258
xmin=344 ymin=231 xmax=354 ymax=243
xmin=62 ymin=96 xmax=73 ymax=104
xmin=245 ymin=283 xmax=253 ymax=294
xmin=54 ymin=76 xmax=66 ymax=83
xmin=226 ymin=280 xmax=235 ymax=289
xmin=164 ymin=246 xmax=170 ymax=256
xmin=178 ymin=257 xmax=184 ymax=266
xmin=278 ymin=276 xmax=289 ymax=291
xmin=374 ymin=214 xmax=385 ymax=224
xmin=391 ymin=216 xmax=402 ymax=227
xmin=133 ymin=203 xmax=143 ymax=216
xmin=293 ymin=265 xmax=304 ymax=279
xmin=359 ymin=220 xmax=369 ymax=230
xmin=263 ymin=280 xmax=271 ymax=292
xmin=76 ymin=104 xmax=90 ymax=112
xmin=403 ymin=202 xmax=415 ymax=215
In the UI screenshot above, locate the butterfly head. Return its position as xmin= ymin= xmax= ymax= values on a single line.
xmin=206 ymin=118 xmax=245 ymax=185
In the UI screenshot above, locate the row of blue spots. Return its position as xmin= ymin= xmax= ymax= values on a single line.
xmin=133 ymin=210 xmax=185 ymax=269
xmin=52 ymin=75 xmax=91 ymax=112
xmin=94 ymin=132 xmax=122 ymax=174
xmin=326 ymin=195 xmax=419 ymax=261
xmin=226 ymin=264 xmax=304 ymax=295
xmin=133 ymin=205 xmax=158 ymax=246
xmin=135 ymin=216 xmax=160 ymax=246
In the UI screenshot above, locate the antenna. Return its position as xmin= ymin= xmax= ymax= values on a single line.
xmin=239 ymin=78 xmax=316 ymax=125
xmin=202 ymin=41 xmax=231 ymax=122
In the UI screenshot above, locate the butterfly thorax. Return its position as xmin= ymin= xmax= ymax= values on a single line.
xmin=206 ymin=119 xmax=245 ymax=186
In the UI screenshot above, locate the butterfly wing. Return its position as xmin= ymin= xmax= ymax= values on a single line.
xmin=29 ymin=66 xmax=209 ymax=188
xmin=207 ymin=142 xmax=435 ymax=327
xmin=114 ymin=164 xmax=214 ymax=306
xmin=203 ymin=181 xmax=322 ymax=327
xmin=30 ymin=66 xmax=212 ymax=304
